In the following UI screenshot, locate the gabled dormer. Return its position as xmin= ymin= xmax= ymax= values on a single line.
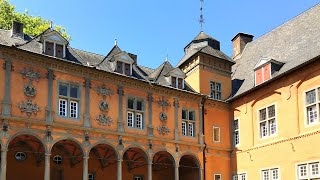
xmin=106 ymin=45 xmax=134 ymax=76
xmin=254 ymin=57 xmax=284 ymax=85
xmin=165 ymin=68 xmax=186 ymax=89
xmin=40 ymin=29 xmax=69 ymax=58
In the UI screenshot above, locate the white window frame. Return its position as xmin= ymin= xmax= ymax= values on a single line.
xmin=260 ymin=167 xmax=280 ymax=180
xmin=214 ymin=173 xmax=221 ymax=180
xmin=233 ymin=118 xmax=240 ymax=146
xmin=213 ymin=126 xmax=221 ymax=143
xmin=58 ymin=82 xmax=80 ymax=119
xmin=210 ymin=81 xmax=222 ymax=100
xmin=181 ymin=109 xmax=196 ymax=137
xmin=127 ymin=97 xmax=144 ymax=129
xmin=297 ymin=161 xmax=320 ymax=180
xmin=304 ymin=87 xmax=320 ymax=126
xmin=258 ymin=104 xmax=277 ymax=138
xmin=233 ymin=173 xmax=247 ymax=180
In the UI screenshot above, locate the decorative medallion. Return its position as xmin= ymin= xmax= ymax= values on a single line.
xmin=24 ymin=84 xmax=37 ymax=97
xmin=156 ymin=125 xmax=170 ymax=135
xmin=159 ymin=112 xmax=167 ymax=122
xmin=157 ymin=97 xmax=171 ymax=110
xmin=96 ymin=85 xmax=114 ymax=98
xmin=95 ymin=114 xmax=113 ymax=126
xmin=17 ymin=99 xmax=39 ymax=117
xmin=20 ymin=68 xmax=42 ymax=82
xmin=99 ymin=100 xmax=109 ymax=112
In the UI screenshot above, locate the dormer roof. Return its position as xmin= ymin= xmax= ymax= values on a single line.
xmin=254 ymin=57 xmax=284 ymax=70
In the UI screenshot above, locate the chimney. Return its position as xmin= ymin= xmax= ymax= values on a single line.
xmin=231 ymin=32 xmax=254 ymax=59
xmin=11 ymin=21 xmax=24 ymax=39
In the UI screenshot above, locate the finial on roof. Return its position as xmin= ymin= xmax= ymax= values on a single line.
xmin=114 ymin=37 xmax=117 ymax=46
xmin=199 ymin=0 xmax=205 ymax=32
xmin=50 ymin=21 xmax=53 ymax=29
xmin=165 ymin=49 xmax=168 ymax=62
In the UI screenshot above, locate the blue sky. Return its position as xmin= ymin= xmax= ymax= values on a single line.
xmin=10 ymin=0 xmax=319 ymax=69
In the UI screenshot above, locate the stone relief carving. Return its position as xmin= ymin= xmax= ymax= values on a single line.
xmin=156 ymin=125 xmax=170 ymax=135
xmin=17 ymin=99 xmax=39 ymax=117
xmin=95 ymin=114 xmax=113 ymax=126
xmin=20 ymin=68 xmax=43 ymax=82
xmin=157 ymin=97 xmax=171 ymax=110
xmin=96 ymin=85 xmax=114 ymax=98
xmin=99 ymin=100 xmax=109 ymax=112
xmin=24 ymin=84 xmax=37 ymax=97
xmin=159 ymin=112 xmax=167 ymax=122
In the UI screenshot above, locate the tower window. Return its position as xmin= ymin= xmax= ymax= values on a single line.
xmin=210 ymin=82 xmax=222 ymax=100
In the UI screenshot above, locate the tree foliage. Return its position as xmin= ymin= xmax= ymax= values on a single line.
xmin=0 ymin=0 xmax=71 ymax=40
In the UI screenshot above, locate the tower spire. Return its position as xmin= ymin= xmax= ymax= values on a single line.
xmin=199 ymin=0 xmax=205 ymax=32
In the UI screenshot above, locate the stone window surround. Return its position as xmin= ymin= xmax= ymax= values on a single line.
xmin=126 ymin=95 xmax=146 ymax=130
xmin=43 ymin=39 xmax=66 ymax=58
xmin=257 ymin=103 xmax=277 ymax=139
xmin=212 ymin=126 xmax=221 ymax=143
xmin=214 ymin=174 xmax=221 ymax=180
xmin=56 ymin=80 xmax=82 ymax=121
xmin=116 ymin=59 xmax=133 ymax=76
xmin=171 ymin=76 xmax=185 ymax=89
xmin=181 ymin=108 xmax=196 ymax=138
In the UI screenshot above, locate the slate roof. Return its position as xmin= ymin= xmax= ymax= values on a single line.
xmin=231 ymin=3 xmax=320 ymax=99
xmin=177 ymin=31 xmax=234 ymax=67
xmin=0 ymin=27 xmax=194 ymax=93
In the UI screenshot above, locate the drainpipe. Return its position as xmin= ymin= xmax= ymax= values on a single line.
xmin=201 ymin=96 xmax=207 ymax=180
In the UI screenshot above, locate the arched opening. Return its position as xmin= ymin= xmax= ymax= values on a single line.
xmin=7 ymin=134 xmax=45 ymax=179
xmin=152 ymin=151 xmax=175 ymax=180
xmin=122 ymin=147 xmax=148 ymax=180
xmin=179 ymin=154 xmax=200 ymax=180
xmin=51 ymin=139 xmax=83 ymax=180
xmin=89 ymin=143 xmax=118 ymax=180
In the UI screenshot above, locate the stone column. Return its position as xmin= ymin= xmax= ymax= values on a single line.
xmin=0 ymin=148 xmax=8 ymax=180
xmin=174 ymin=97 xmax=179 ymax=141
xmin=2 ymin=59 xmax=12 ymax=116
xmin=199 ymin=168 xmax=203 ymax=180
xmin=117 ymin=158 xmax=122 ymax=180
xmin=83 ymin=155 xmax=89 ymax=180
xmin=84 ymin=79 xmax=91 ymax=128
xmin=147 ymin=93 xmax=153 ymax=136
xmin=117 ymin=86 xmax=124 ymax=132
xmin=198 ymin=101 xmax=204 ymax=144
xmin=148 ymin=160 xmax=152 ymax=180
xmin=175 ymin=164 xmax=179 ymax=180
xmin=46 ymin=69 xmax=54 ymax=123
xmin=44 ymin=153 xmax=51 ymax=180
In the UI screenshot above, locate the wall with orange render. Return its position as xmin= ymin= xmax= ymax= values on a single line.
xmin=231 ymin=59 xmax=320 ymax=179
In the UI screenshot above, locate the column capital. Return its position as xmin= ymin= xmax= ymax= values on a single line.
xmin=1 ymin=148 xmax=8 ymax=152
xmin=45 ymin=153 xmax=51 ymax=156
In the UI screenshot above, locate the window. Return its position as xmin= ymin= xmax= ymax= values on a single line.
xmin=171 ymin=76 xmax=184 ymax=89
xmin=298 ymin=162 xmax=320 ymax=180
xmin=214 ymin=174 xmax=221 ymax=180
xmin=116 ymin=61 xmax=131 ymax=76
xmin=88 ymin=173 xmax=95 ymax=180
xmin=233 ymin=119 xmax=240 ymax=146
xmin=305 ymin=88 xmax=320 ymax=125
xmin=53 ymin=155 xmax=63 ymax=165
xmin=259 ymin=105 xmax=277 ymax=138
xmin=233 ymin=173 xmax=247 ymax=180
xmin=181 ymin=109 xmax=195 ymax=137
xmin=261 ymin=168 xmax=279 ymax=180
xmin=213 ymin=126 xmax=221 ymax=142
xmin=210 ymin=82 xmax=222 ymax=100
xmin=15 ymin=152 xmax=27 ymax=161
xmin=127 ymin=98 xmax=144 ymax=129
xmin=134 ymin=175 xmax=143 ymax=180
xmin=58 ymin=83 xmax=80 ymax=119
xmin=44 ymin=41 xmax=65 ymax=58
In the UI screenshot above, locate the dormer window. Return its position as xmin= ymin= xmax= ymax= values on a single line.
xmin=44 ymin=41 xmax=66 ymax=58
xmin=254 ymin=57 xmax=284 ymax=86
xmin=171 ymin=76 xmax=184 ymax=89
xmin=116 ymin=61 xmax=132 ymax=76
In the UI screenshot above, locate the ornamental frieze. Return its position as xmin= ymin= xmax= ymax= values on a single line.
xmin=95 ymin=114 xmax=113 ymax=126
xmin=19 ymin=68 xmax=43 ymax=83
xmin=96 ymin=85 xmax=115 ymax=98
xmin=17 ymin=99 xmax=39 ymax=117
xmin=156 ymin=125 xmax=170 ymax=135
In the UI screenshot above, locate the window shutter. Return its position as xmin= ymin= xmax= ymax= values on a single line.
xmin=45 ymin=42 xmax=54 ymax=56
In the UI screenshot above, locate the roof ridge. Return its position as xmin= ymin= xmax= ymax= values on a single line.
xmin=251 ymin=3 xmax=320 ymax=44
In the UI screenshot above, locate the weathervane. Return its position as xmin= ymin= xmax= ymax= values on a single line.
xmin=199 ymin=0 xmax=205 ymax=32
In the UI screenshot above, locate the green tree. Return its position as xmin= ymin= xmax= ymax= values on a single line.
xmin=0 ymin=0 xmax=71 ymax=40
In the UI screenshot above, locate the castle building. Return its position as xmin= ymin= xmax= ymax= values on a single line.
xmin=0 ymin=3 xmax=319 ymax=180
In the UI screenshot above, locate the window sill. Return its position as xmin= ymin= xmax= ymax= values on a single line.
xmin=56 ymin=115 xmax=80 ymax=121
xmin=126 ymin=126 xmax=146 ymax=131
xmin=305 ymin=121 xmax=320 ymax=128
xmin=259 ymin=134 xmax=278 ymax=140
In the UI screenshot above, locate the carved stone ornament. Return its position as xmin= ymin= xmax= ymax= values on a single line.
xmin=17 ymin=99 xmax=39 ymax=117
xmin=20 ymin=68 xmax=43 ymax=82
xmin=157 ymin=97 xmax=171 ymax=110
xmin=156 ymin=125 xmax=170 ymax=135
xmin=24 ymin=84 xmax=37 ymax=97
xmin=95 ymin=114 xmax=113 ymax=126
xmin=99 ymin=100 xmax=109 ymax=112
xmin=96 ymin=85 xmax=114 ymax=98
xmin=159 ymin=112 xmax=167 ymax=122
